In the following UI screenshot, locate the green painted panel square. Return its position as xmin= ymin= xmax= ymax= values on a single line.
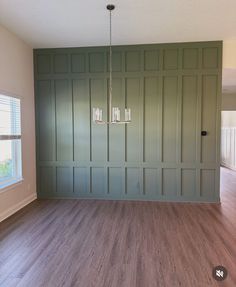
xmin=144 ymin=77 xmax=159 ymax=162
xmin=56 ymin=167 xmax=73 ymax=194
xmin=144 ymin=50 xmax=159 ymax=71
xmin=163 ymin=49 xmax=178 ymax=70
xmin=163 ymin=76 xmax=178 ymax=162
xmin=89 ymin=52 xmax=105 ymax=72
xmin=55 ymin=80 xmax=73 ymax=161
xmin=201 ymin=169 xmax=215 ymax=197
xmin=109 ymin=168 xmax=123 ymax=195
xmin=126 ymin=51 xmax=140 ymax=72
xmin=182 ymin=76 xmax=197 ymax=163
xmin=126 ymin=168 xmax=140 ymax=195
xmin=181 ymin=169 xmax=196 ymax=196
xmin=74 ymin=167 xmax=89 ymax=195
xmin=54 ymin=54 xmax=68 ymax=73
xmin=40 ymin=167 xmax=54 ymax=195
xmin=91 ymin=168 xmax=105 ymax=195
xmin=202 ymin=48 xmax=218 ymax=69
xmin=37 ymin=54 xmax=51 ymax=74
xmin=126 ymin=78 xmax=141 ymax=162
xmin=37 ymin=80 xmax=55 ymax=161
xmin=201 ymin=75 xmax=217 ymax=163
xmin=73 ymin=79 xmax=90 ymax=161
xmin=71 ymin=54 xmax=86 ymax=73
xmin=144 ymin=168 xmax=159 ymax=196
xmin=183 ymin=48 xmax=198 ymax=69
xmin=163 ymin=169 xmax=177 ymax=196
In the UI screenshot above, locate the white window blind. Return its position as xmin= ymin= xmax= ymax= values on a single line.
xmin=0 ymin=94 xmax=21 ymax=140
xmin=0 ymin=93 xmax=22 ymax=188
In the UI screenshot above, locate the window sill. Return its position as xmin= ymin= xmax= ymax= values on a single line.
xmin=0 ymin=178 xmax=24 ymax=193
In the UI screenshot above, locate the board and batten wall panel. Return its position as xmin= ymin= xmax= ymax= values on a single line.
xmin=34 ymin=41 xmax=222 ymax=202
xmin=55 ymin=79 xmax=73 ymax=161
xmin=37 ymin=80 xmax=55 ymax=161
xmin=163 ymin=76 xmax=178 ymax=163
xmin=182 ymin=76 xmax=197 ymax=163
xmin=73 ymin=79 xmax=90 ymax=161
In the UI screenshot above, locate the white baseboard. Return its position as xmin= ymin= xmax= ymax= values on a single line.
xmin=0 ymin=193 xmax=37 ymax=223
xmin=221 ymin=162 xmax=236 ymax=171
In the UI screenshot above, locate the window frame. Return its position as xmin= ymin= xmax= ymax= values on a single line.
xmin=0 ymin=90 xmax=23 ymax=191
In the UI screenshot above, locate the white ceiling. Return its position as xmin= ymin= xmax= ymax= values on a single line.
xmin=1 ymin=0 xmax=236 ymax=48
xmin=1 ymin=0 xmax=236 ymax=93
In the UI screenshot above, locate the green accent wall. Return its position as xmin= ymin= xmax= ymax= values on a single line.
xmin=34 ymin=41 xmax=222 ymax=202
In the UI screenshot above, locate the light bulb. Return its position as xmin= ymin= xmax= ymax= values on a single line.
xmin=125 ymin=108 xmax=131 ymax=122
xmin=93 ymin=108 xmax=103 ymax=122
xmin=116 ymin=108 xmax=120 ymax=121
xmin=93 ymin=108 xmax=98 ymax=121
xmin=99 ymin=109 xmax=103 ymax=121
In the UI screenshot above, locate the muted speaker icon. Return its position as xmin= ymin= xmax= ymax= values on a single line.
xmin=212 ymin=266 xmax=228 ymax=281
xmin=216 ymin=270 xmax=224 ymax=278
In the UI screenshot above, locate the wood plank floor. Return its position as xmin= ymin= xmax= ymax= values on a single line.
xmin=0 ymin=167 xmax=236 ymax=287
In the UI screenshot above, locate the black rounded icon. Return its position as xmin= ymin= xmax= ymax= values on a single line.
xmin=107 ymin=4 xmax=115 ymax=10
xmin=201 ymin=131 xmax=208 ymax=136
xmin=212 ymin=265 xmax=228 ymax=281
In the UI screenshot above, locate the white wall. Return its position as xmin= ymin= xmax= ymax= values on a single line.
xmin=222 ymin=40 xmax=236 ymax=110
xmin=0 ymin=24 xmax=36 ymax=222
xmin=223 ymin=40 xmax=236 ymax=68
xmin=222 ymin=111 xmax=236 ymax=127
xmin=222 ymin=93 xmax=236 ymax=111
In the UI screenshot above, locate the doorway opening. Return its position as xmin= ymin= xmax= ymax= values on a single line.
xmin=220 ymin=111 xmax=236 ymax=200
xmin=221 ymin=111 xmax=236 ymax=170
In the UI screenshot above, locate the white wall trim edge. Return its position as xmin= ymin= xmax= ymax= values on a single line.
xmin=0 ymin=193 xmax=37 ymax=223
xmin=221 ymin=163 xmax=236 ymax=171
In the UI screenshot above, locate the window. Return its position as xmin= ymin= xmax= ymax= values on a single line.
xmin=0 ymin=93 xmax=22 ymax=189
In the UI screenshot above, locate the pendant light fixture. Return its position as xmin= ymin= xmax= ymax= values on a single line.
xmin=92 ymin=4 xmax=131 ymax=124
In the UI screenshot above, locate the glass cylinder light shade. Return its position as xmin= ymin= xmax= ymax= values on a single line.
xmin=112 ymin=107 xmax=121 ymax=122
xmin=93 ymin=108 xmax=103 ymax=122
xmin=125 ymin=108 xmax=131 ymax=122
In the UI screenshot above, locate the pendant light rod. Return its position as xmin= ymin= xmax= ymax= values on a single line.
xmin=107 ymin=4 xmax=114 ymax=123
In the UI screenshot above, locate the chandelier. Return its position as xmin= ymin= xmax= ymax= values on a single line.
xmin=92 ymin=4 xmax=131 ymax=124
